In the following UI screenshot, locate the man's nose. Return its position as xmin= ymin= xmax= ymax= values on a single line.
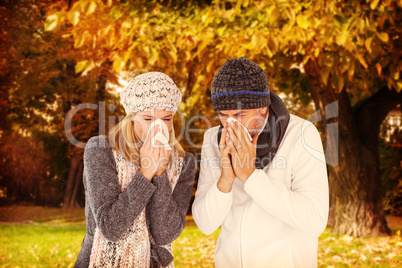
xmin=222 ymin=120 xmax=229 ymax=128
xmin=223 ymin=119 xmax=232 ymax=129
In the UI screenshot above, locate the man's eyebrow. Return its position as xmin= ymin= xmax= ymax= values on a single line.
xmin=218 ymin=112 xmax=244 ymax=116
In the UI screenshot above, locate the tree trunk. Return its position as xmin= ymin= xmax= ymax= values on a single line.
xmin=304 ymin=58 xmax=398 ymax=237
xmin=329 ymin=110 xmax=391 ymax=236
xmin=62 ymin=60 xmax=111 ymax=208
xmin=63 ymin=148 xmax=83 ymax=208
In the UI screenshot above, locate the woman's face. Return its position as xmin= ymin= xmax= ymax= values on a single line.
xmin=132 ymin=110 xmax=174 ymax=142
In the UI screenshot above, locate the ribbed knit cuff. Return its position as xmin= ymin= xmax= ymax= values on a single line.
xmin=212 ymin=92 xmax=271 ymax=111
xmin=151 ymin=171 xmax=171 ymax=189
xmin=129 ymin=171 xmax=156 ymax=197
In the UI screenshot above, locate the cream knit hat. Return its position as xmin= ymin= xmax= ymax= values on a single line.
xmin=120 ymin=72 xmax=182 ymax=114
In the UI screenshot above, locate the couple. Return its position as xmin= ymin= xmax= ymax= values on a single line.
xmin=75 ymin=57 xmax=329 ymax=268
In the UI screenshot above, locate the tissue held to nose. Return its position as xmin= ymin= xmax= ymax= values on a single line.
xmin=147 ymin=119 xmax=172 ymax=150
xmin=226 ymin=117 xmax=253 ymax=142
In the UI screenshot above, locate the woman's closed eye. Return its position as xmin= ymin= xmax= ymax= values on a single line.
xmin=143 ymin=118 xmax=171 ymax=122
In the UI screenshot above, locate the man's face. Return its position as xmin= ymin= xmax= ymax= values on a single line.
xmin=217 ymin=107 xmax=268 ymax=136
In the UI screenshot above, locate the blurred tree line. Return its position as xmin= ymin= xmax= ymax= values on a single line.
xmin=0 ymin=0 xmax=401 ymax=237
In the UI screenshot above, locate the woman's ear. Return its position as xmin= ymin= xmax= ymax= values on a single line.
xmin=127 ymin=113 xmax=136 ymax=123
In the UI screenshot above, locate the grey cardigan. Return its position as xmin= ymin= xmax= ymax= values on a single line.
xmin=74 ymin=135 xmax=196 ymax=267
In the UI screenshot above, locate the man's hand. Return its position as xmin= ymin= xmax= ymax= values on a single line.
xmin=226 ymin=120 xmax=259 ymax=182
xmin=217 ymin=125 xmax=236 ymax=193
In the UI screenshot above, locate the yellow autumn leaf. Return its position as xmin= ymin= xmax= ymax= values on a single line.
xmin=320 ymin=67 xmax=331 ymax=86
xmin=336 ymin=31 xmax=348 ymax=46
xmin=269 ymin=8 xmax=280 ymax=25
xmin=365 ymin=37 xmax=373 ymax=53
xmin=206 ymin=60 xmax=215 ymax=73
xmin=396 ymin=81 xmax=402 ymax=92
xmin=334 ymin=76 xmax=345 ymax=92
xmin=75 ymin=60 xmax=87 ymax=74
xmin=375 ymin=63 xmax=382 ymax=76
xmin=82 ymin=61 xmax=95 ymax=76
xmin=166 ymin=39 xmax=177 ymax=54
xmin=348 ymin=60 xmax=355 ymax=80
xmin=370 ymin=0 xmax=380 ymax=10
xmin=235 ymin=0 xmax=243 ymax=14
xmin=132 ymin=56 xmax=143 ymax=69
xmin=149 ymin=49 xmax=158 ymax=65
xmin=252 ymin=33 xmax=267 ymax=50
xmin=265 ymin=46 xmax=273 ymax=58
xmin=74 ymin=31 xmax=92 ymax=48
xmin=296 ymin=15 xmax=310 ymax=29
xmin=216 ymin=25 xmax=227 ymax=36
xmin=166 ymin=51 xmax=177 ymax=64
xmin=268 ymin=36 xmax=278 ymax=53
xmin=121 ymin=20 xmax=132 ymax=28
xmin=376 ymin=32 xmax=389 ymax=43
xmin=67 ymin=11 xmax=80 ymax=26
xmin=285 ymin=7 xmax=296 ymax=21
xmin=86 ymin=1 xmax=97 ymax=15
xmin=113 ymin=57 xmax=124 ymax=73
xmin=44 ymin=14 xmax=58 ymax=31
xmin=391 ymin=66 xmax=399 ymax=80
xmin=356 ymin=53 xmax=368 ymax=69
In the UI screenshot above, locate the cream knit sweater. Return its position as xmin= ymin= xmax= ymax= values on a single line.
xmin=193 ymin=114 xmax=329 ymax=268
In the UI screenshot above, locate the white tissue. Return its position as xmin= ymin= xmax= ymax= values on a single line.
xmin=226 ymin=117 xmax=253 ymax=142
xmin=147 ymin=119 xmax=171 ymax=150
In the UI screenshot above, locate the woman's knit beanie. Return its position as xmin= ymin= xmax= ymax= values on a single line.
xmin=120 ymin=72 xmax=182 ymax=114
xmin=211 ymin=57 xmax=271 ymax=111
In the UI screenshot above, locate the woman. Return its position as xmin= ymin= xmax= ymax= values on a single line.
xmin=75 ymin=72 xmax=196 ymax=268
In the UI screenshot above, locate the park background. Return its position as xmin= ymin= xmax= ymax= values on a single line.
xmin=0 ymin=0 xmax=401 ymax=267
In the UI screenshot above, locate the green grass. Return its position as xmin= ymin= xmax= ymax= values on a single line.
xmin=0 ymin=206 xmax=401 ymax=267
xmin=317 ymin=228 xmax=402 ymax=267
xmin=172 ymin=218 xmax=220 ymax=267
xmin=0 ymin=224 xmax=85 ymax=268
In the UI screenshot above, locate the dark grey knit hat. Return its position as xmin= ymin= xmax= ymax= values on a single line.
xmin=211 ymin=57 xmax=271 ymax=111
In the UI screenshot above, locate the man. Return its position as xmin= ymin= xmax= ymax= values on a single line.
xmin=192 ymin=57 xmax=329 ymax=267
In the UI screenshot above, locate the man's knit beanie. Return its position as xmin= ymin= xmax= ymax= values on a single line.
xmin=211 ymin=57 xmax=271 ymax=111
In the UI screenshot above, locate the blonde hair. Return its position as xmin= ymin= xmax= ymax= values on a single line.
xmin=108 ymin=112 xmax=185 ymax=167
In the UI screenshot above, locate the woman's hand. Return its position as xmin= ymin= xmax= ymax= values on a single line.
xmin=155 ymin=146 xmax=172 ymax=176
xmin=139 ymin=124 xmax=161 ymax=181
